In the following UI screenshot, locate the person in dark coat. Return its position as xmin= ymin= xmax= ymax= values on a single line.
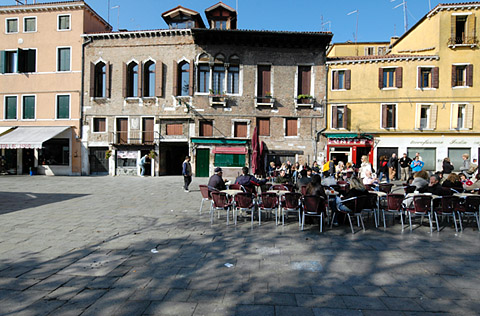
xmin=378 ymin=155 xmax=389 ymax=183
xmin=235 ymin=166 xmax=267 ymax=189
xmin=425 ymin=175 xmax=445 ymax=196
xmin=208 ymin=167 xmax=227 ymax=191
xmin=296 ymin=169 xmax=312 ymax=191
xmin=399 ymin=153 xmax=412 ymax=181
xmin=442 ymin=157 xmax=454 ymax=175
xmin=305 ymin=174 xmax=327 ymax=199
xmin=442 ymin=173 xmax=463 ymax=190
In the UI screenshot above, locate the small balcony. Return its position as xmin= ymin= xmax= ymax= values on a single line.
xmin=295 ymin=96 xmax=315 ymax=108
xmin=209 ymin=95 xmax=227 ymax=107
xmin=447 ymin=36 xmax=478 ymax=48
xmin=255 ymin=96 xmax=275 ymax=107
xmin=111 ymin=131 xmax=159 ymax=145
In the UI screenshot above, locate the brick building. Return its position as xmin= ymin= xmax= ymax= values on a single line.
xmin=82 ymin=2 xmax=332 ymax=177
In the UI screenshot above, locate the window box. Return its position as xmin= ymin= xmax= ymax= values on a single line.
xmin=255 ymin=96 xmax=275 ymax=107
xmin=295 ymin=95 xmax=315 ymax=108
xmin=209 ymin=95 xmax=227 ymax=107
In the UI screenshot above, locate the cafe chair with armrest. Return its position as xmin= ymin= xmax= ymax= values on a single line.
xmin=382 ymin=193 xmax=405 ymax=230
xmin=280 ymin=192 xmax=302 ymax=226
xmin=331 ymin=195 xmax=368 ymax=234
xmin=457 ymin=195 xmax=480 ymax=231
xmin=210 ymin=192 xmax=234 ymax=226
xmin=199 ymin=185 xmax=213 ymax=215
xmin=434 ymin=195 xmax=461 ymax=232
xmin=258 ymin=192 xmax=278 ymax=225
xmin=406 ymin=195 xmax=434 ymax=233
xmin=234 ymin=192 xmax=256 ymax=226
xmin=302 ymin=195 xmax=327 ymax=232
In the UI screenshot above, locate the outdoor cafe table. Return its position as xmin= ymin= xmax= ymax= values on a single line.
xmin=325 ymin=190 xmax=339 ymax=223
xmin=368 ymin=191 xmax=387 ymax=225
xmin=220 ymin=189 xmax=243 ymax=196
xmin=454 ymin=192 xmax=478 ymax=198
xmin=267 ymin=190 xmax=291 ymax=225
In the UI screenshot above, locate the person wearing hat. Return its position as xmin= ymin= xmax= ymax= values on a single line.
xmin=208 ymin=167 xmax=227 ymax=191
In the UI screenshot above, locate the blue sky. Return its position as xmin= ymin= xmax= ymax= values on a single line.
xmin=2 ymin=0 xmax=446 ymax=42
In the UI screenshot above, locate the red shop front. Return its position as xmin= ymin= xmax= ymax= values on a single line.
xmin=326 ymin=135 xmax=374 ymax=167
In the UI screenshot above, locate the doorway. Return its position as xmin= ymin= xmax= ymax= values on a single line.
xmin=195 ymin=148 xmax=210 ymax=177
xmin=22 ymin=149 xmax=34 ymax=174
xmin=377 ymin=147 xmax=398 ymax=179
xmin=159 ymin=142 xmax=188 ymax=175
xmin=89 ymin=147 xmax=109 ymax=175
xmin=140 ymin=149 xmax=153 ymax=176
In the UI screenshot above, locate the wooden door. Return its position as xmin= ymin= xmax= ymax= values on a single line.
xmin=142 ymin=118 xmax=154 ymax=144
xmin=116 ymin=118 xmax=128 ymax=144
xmin=195 ymin=148 xmax=210 ymax=177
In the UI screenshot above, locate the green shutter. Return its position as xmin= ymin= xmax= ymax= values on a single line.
xmin=5 ymin=96 xmax=17 ymax=120
xmin=27 ymin=49 xmax=36 ymax=72
xmin=214 ymin=154 xmax=245 ymax=167
xmin=23 ymin=96 xmax=35 ymax=119
xmin=17 ymin=48 xmax=25 ymax=73
xmin=58 ymin=48 xmax=70 ymax=71
xmin=57 ymin=95 xmax=69 ymax=119
xmin=0 ymin=51 xmax=6 ymax=74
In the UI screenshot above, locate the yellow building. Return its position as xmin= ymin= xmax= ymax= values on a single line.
xmin=326 ymin=2 xmax=480 ymax=173
xmin=0 ymin=1 xmax=110 ymax=175
xmin=327 ymin=41 xmax=391 ymax=58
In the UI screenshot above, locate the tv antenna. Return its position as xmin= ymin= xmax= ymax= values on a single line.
xmin=320 ymin=15 xmax=331 ymax=32
xmin=347 ymin=9 xmax=359 ymax=55
xmin=392 ymin=0 xmax=408 ymax=33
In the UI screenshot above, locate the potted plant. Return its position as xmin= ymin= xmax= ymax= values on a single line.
xmin=297 ymin=94 xmax=314 ymax=104
xmin=105 ymin=149 xmax=112 ymax=159
xmin=209 ymin=89 xmax=227 ymax=105
xmin=148 ymin=150 xmax=157 ymax=159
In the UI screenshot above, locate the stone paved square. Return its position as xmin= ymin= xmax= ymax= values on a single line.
xmin=0 ymin=175 xmax=479 ymax=316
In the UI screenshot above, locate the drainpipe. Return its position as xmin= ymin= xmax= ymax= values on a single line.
xmin=80 ymin=36 xmax=92 ymax=140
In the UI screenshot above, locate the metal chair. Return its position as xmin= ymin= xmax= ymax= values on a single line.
xmin=332 ymin=195 xmax=368 ymax=234
xmin=269 ymin=184 xmax=289 ymax=191
xmin=361 ymin=192 xmax=380 ymax=228
xmin=199 ymin=185 xmax=212 ymax=214
xmin=381 ymin=193 xmax=405 ymax=229
xmin=258 ymin=192 xmax=278 ymax=225
xmin=378 ymin=183 xmax=394 ymax=194
xmin=280 ymin=192 xmax=302 ymax=226
xmin=406 ymin=195 xmax=434 ymax=233
xmin=302 ymin=195 xmax=327 ymax=232
xmin=234 ymin=192 xmax=256 ymax=226
xmin=210 ymin=192 xmax=233 ymax=225
xmin=434 ymin=195 xmax=461 ymax=232
xmin=300 ymin=185 xmax=308 ymax=196
xmin=457 ymin=196 xmax=480 ymax=231
xmin=228 ymin=184 xmax=246 ymax=192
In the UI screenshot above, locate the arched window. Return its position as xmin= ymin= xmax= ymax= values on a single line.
xmin=143 ymin=61 xmax=155 ymax=97
xmin=212 ymin=54 xmax=226 ymax=95
xmin=178 ymin=61 xmax=190 ymax=96
xmin=197 ymin=53 xmax=210 ymax=93
xmin=94 ymin=62 xmax=106 ymax=97
xmin=127 ymin=62 xmax=138 ymax=97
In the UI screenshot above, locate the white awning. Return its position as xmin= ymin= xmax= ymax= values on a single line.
xmin=0 ymin=126 xmax=71 ymax=149
xmin=0 ymin=127 xmax=14 ymax=136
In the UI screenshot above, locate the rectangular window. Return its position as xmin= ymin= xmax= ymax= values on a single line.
xmin=451 ymin=103 xmax=473 ymax=129
xmin=420 ymin=105 xmax=429 ymax=129
xmin=416 ymin=104 xmax=438 ymax=130
xmin=197 ymin=64 xmax=210 ymax=93
xmin=421 ymin=68 xmax=431 ymax=88
xmin=166 ymin=123 xmax=183 ymax=135
xmin=455 ymin=65 xmax=466 ymax=86
xmin=56 ymin=95 xmax=70 ymax=119
xmin=6 ymin=18 xmax=18 ymax=33
xmin=22 ymin=96 xmax=35 ymax=119
xmin=332 ymin=105 xmax=348 ymax=129
xmin=407 ymin=148 xmax=436 ymax=171
xmin=448 ymin=148 xmax=471 ymax=172
xmin=418 ymin=67 xmax=439 ymax=89
xmin=297 ymin=65 xmax=311 ymax=97
xmin=285 ymin=118 xmax=298 ymax=136
xmin=332 ymin=70 xmax=351 ymax=90
xmin=212 ymin=65 xmax=225 ymax=95
xmin=24 ymin=17 xmax=36 ymax=32
xmin=214 ymin=153 xmax=245 ymax=167
xmin=452 ymin=64 xmax=473 ymax=87
xmin=214 ymin=20 xmax=227 ymax=29
xmin=227 ymin=65 xmax=239 ymax=94
xmin=364 ymin=46 xmax=375 ymax=55
xmin=383 ymin=69 xmax=395 ymax=88
xmin=58 ymin=15 xmax=70 ymax=31
xmin=57 ymin=47 xmax=71 ymax=72
xmin=377 ymin=46 xmax=387 ymax=55
xmin=234 ymin=121 xmax=247 ymax=138
xmin=17 ymin=49 xmax=36 ymax=73
xmin=381 ymin=104 xmax=396 ymax=129
xmin=93 ymin=118 xmax=106 ymax=132
xmin=1 ymin=50 xmax=17 ymax=73
xmin=257 ymin=65 xmax=271 ymax=99
xmin=39 ymin=139 xmax=69 ymax=165
xmin=257 ymin=118 xmax=270 ymax=136
xmin=5 ymin=96 xmax=17 ymax=120
xmin=450 ymin=14 xmax=477 ymax=45
xmin=116 ymin=118 xmax=128 ymax=144
xmin=199 ymin=120 xmax=213 ymax=137
xmin=142 ymin=118 xmax=154 ymax=143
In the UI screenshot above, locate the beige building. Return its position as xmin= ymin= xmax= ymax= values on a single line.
xmin=0 ymin=1 xmax=110 ymax=175
xmin=81 ymin=3 xmax=332 ymax=177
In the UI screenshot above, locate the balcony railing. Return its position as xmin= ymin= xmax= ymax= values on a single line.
xmin=295 ymin=96 xmax=315 ymax=108
xmin=447 ymin=36 xmax=478 ymax=47
xmin=209 ymin=95 xmax=227 ymax=107
xmin=111 ymin=131 xmax=159 ymax=145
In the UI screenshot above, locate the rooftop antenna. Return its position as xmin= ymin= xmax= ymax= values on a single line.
xmin=393 ymin=0 xmax=408 ymax=33
xmin=111 ymin=5 xmax=120 ymax=31
xmin=107 ymin=0 xmax=110 ymax=24
xmin=15 ymin=0 xmax=25 ymax=4
xmin=320 ymin=15 xmax=331 ymax=32
xmin=347 ymin=9 xmax=359 ymax=55
xmin=428 ymin=0 xmax=431 ymax=11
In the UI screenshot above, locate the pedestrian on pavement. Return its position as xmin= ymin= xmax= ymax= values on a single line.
xmin=388 ymin=153 xmax=398 ymax=181
xmin=182 ymin=155 xmax=192 ymax=192
xmin=359 ymin=155 xmax=372 ymax=180
xmin=415 ymin=152 xmax=423 ymax=161
xmin=410 ymin=156 xmax=424 ymax=173
xmin=138 ymin=154 xmax=148 ymax=177
xmin=378 ymin=155 xmax=389 ymax=183
xmin=399 ymin=153 xmax=412 ymax=181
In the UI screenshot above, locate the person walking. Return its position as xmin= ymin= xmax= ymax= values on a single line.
xmin=378 ymin=155 xmax=389 ymax=183
xmin=399 ymin=153 xmax=412 ymax=181
xmin=359 ymin=155 xmax=372 ymax=179
xmin=388 ymin=153 xmax=398 ymax=181
xmin=182 ymin=155 xmax=192 ymax=192
xmin=138 ymin=154 xmax=148 ymax=177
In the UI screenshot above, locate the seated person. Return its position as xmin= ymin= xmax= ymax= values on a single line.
xmin=442 ymin=173 xmax=463 ymax=189
xmin=305 ymin=174 xmax=327 ymax=199
xmin=362 ymin=170 xmax=379 ymax=188
xmin=411 ymin=170 xmax=429 ymax=192
xmin=296 ymin=168 xmax=312 ymax=191
xmin=464 ymin=174 xmax=480 ymax=192
xmin=235 ymin=166 xmax=267 ymax=189
xmin=425 ymin=174 xmax=445 ymax=196
xmin=274 ymin=169 xmax=290 ymax=184
xmin=332 ymin=178 xmax=369 ymax=226
xmin=321 ymin=171 xmax=337 ymax=187
xmin=207 ymin=167 xmax=227 ymax=191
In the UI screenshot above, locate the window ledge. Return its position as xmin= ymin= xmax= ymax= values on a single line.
xmin=448 ymin=43 xmax=478 ymax=49
xmin=93 ymin=97 xmax=108 ymax=103
xmin=416 ymin=88 xmax=436 ymax=91
xmin=381 ymin=87 xmax=398 ymax=91
xmin=331 ymin=89 xmax=347 ymax=92
xmin=255 ymin=97 xmax=275 ymax=108
xmin=381 ymin=127 xmax=396 ymax=130
xmin=452 ymin=86 xmax=470 ymax=89
xmin=209 ymin=96 xmax=227 ymax=107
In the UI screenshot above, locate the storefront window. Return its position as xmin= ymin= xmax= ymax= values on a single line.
xmin=214 ymin=154 xmax=245 ymax=167
xmin=39 ymin=139 xmax=69 ymax=165
xmin=407 ymin=148 xmax=435 ymax=171
xmin=116 ymin=150 xmax=137 ymax=167
xmin=448 ymin=148 xmax=471 ymax=172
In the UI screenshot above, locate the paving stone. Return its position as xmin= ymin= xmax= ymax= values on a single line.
xmin=379 ymin=297 xmax=424 ymax=311
xmin=235 ymin=304 xmax=275 ymax=316
xmin=341 ymin=296 xmax=388 ymax=310
xmin=254 ymin=292 xmax=297 ymax=306
xmin=312 ymin=307 xmax=362 ymax=316
xmin=380 ymin=286 xmax=424 ymax=298
xmin=144 ymin=301 xmax=197 ymax=316
xmin=162 ymin=289 xmax=193 ymax=302
xmin=352 ymin=286 xmax=387 ymax=297
xmin=112 ymin=300 xmax=151 ymax=316
xmin=193 ymin=303 xmax=235 ymax=316
xmin=275 ymin=305 xmax=314 ymax=316
xmin=187 ymin=289 xmax=225 ymax=303
xmin=295 ymin=294 xmax=346 ymax=308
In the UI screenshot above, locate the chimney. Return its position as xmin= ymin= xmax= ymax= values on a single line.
xmin=390 ymin=36 xmax=399 ymax=45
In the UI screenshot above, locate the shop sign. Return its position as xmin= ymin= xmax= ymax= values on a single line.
xmin=0 ymin=144 xmax=36 ymax=149
xmin=328 ymin=138 xmax=371 ymax=145
xmin=117 ymin=151 xmax=138 ymax=159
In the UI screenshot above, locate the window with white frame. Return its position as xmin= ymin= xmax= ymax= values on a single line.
xmin=452 ymin=64 xmax=473 ymax=87
xmin=451 ymin=103 xmax=473 ymax=129
xmin=6 ymin=18 xmax=18 ymax=33
xmin=331 ymin=105 xmax=348 ymax=129
xmin=24 ymin=17 xmax=36 ymax=32
xmin=379 ymin=67 xmax=402 ymax=89
xmin=331 ymin=69 xmax=351 ymax=90
xmin=417 ymin=67 xmax=439 ymax=89
xmin=56 ymin=95 xmax=70 ymax=119
xmin=4 ymin=96 xmax=17 ymax=120
xmin=57 ymin=47 xmax=71 ymax=71
xmin=0 ymin=49 xmax=36 ymax=73
xmin=93 ymin=117 xmax=106 ymax=132
xmin=197 ymin=53 xmax=241 ymax=95
xmin=58 ymin=14 xmax=70 ymax=31
xmin=364 ymin=46 xmax=375 ymax=56
xmin=297 ymin=65 xmax=312 ymax=103
xmin=381 ymin=104 xmax=396 ymax=129
xmin=22 ymin=95 xmax=35 ymax=120
xmin=143 ymin=61 xmax=156 ymax=97
xmin=416 ymin=104 xmax=437 ymax=130
xmin=126 ymin=61 xmax=139 ymax=97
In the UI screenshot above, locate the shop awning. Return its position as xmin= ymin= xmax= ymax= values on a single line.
xmin=0 ymin=127 xmax=14 ymax=136
xmin=191 ymin=138 xmax=247 ymax=144
xmin=325 ymin=133 xmax=374 ymax=139
xmin=0 ymin=126 xmax=70 ymax=149
xmin=213 ymin=147 xmax=247 ymax=154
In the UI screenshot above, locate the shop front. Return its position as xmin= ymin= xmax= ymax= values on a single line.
xmin=325 ymin=133 xmax=374 ymax=167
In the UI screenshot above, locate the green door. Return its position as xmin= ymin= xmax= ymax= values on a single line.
xmin=195 ymin=149 xmax=210 ymax=177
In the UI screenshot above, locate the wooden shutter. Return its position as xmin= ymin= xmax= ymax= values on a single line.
xmin=392 ymin=105 xmax=396 ymax=128
xmin=189 ymin=62 xmax=194 ymax=96
xmin=332 ymin=106 xmax=338 ymax=128
xmin=345 ymin=69 xmax=351 ymax=90
xmin=467 ymin=15 xmax=476 ymax=41
xmin=430 ymin=105 xmax=438 ymax=129
xmin=166 ymin=123 xmax=183 ymax=135
xmin=0 ymin=51 xmax=6 ymax=74
xmin=200 ymin=121 xmax=213 ymax=136
xmin=466 ymin=64 xmax=473 ymax=87
xmin=172 ymin=60 xmax=178 ymax=96
xmin=234 ymin=122 xmax=247 ymax=138
xmin=142 ymin=118 xmax=154 ymax=143
xmin=378 ymin=68 xmax=384 ymax=89
xmin=155 ymin=62 xmax=163 ymax=97
xmin=298 ymin=66 xmax=311 ymax=95
xmin=17 ymin=48 xmax=26 ymax=72
xmin=257 ymin=118 xmax=270 ymax=136
xmin=333 ymin=71 xmax=339 ymax=90
xmin=106 ymin=62 xmax=111 ymax=98
xmin=395 ymin=67 xmax=403 ymax=88
xmin=381 ymin=104 xmax=387 ymax=128
xmin=122 ymin=63 xmax=127 ymax=98
xmin=451 ymin=65 xmax=457 ymax=87
xmin=117 ymin=118 xmax=128 ymax=144
xmin=342 ymin=106 xmax=348 ymax=129
xmin=465 ymin=104 xmax=474 ymax=129
xmin=286 ymin=119 xmax=297 ymax=136
xmin=415 ymin=104 xmax=421 ymax=129
xmin=451 ymin=15 xmax=456 ymax=42
xmin=26 ymin=49 xmax=35 ymax=72
xmin=89 ymin=62 xmax=95 ymax=97
xmin=432 ymin=67 xmax=439 ymax=88
xmin=451 ymin=104 xmax=459 ymax=129
xmin=98 ymin=118 xmax=106 ymax=132
xmin=138 ymin=62 xmax=143 ymax=97
xmin=258 ymin=65 xmax=271 ymax=96
xmin=418 ymin=68 xmax=422 ymax=88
